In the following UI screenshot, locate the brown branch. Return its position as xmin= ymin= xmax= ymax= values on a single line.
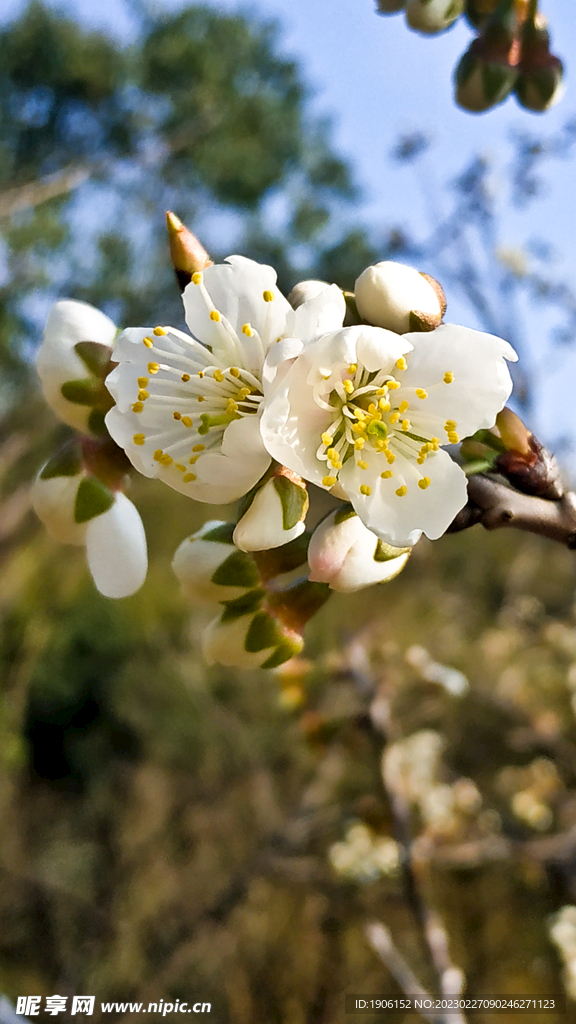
xmin=0 ymin=165 xmax=90 ymax=219
xmin=449 ymin=475 xmax=576 ymax=548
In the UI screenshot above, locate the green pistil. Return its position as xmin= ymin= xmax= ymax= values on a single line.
xmin=198 ymin=411 xmax=240 ymax=435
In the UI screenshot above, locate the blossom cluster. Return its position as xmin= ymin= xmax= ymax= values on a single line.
xmin=33 ymin=220 xmax=517 ymax=668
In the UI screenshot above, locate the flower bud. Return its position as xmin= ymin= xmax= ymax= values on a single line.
xmin=233 ymin=473 xmax=309 ymax=553
xmin=172 ymin=521 xmax=260 ymax=604
xmin=515 ymin=20 xmax=563 ymax=112
xmin=203 ymin=597 xmax=304 ymax=670
xmin=405 ymin=0 xmax=463 ymax=35
xmin=37 ymin=300 xmax=116 ymax=434
xmin=308 ymin=507 xmax=410 ymax=593
xmin=166 ymin=211 xmax=213 ymax=292
xmin=463 ymin=0 xmax=496 ymax=29
xmin=455 ymin=4 xmax=520 ymax=113
xmin=354 ymin=261 xmax=446 ymax=334
xmin=287 ymin=280 xmax=333 ymax=309
xmin=33 ymin=449 xmax=147 ymax=597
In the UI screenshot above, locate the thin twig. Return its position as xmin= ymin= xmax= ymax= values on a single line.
xmin=366 ymin=922 xmax=456 ymax=1024
xmin=449 ymin=476 xmax=576 ymax=548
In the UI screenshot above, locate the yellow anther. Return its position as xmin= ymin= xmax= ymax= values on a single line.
xmin=396 ymin=356 xmax=407 ymax=371
xmin=388 ymin=380 xmax=400 ymax=390
xmin=381 ymin=470 xmax=393 ymax=479
xmin=348 ymin=364 xmax=357 ymax=375
xmin=198 ymin=370 xmax=204 ymax=378
xmin=418 ymin=477 xmax=431 ymax=490
xmin=213 ymin=369 xmax=224 ymax=382
xmin=230 ymin=367 xmax=240 ymax=377
xmin=443 ymin=371 xmax=454 ymax=384
xmin=209 ymin=310 xmax=220 ymax=322
xmin=188 ymin=456 xmax=198 ymax=465
xmin=401 ymin=419 xmax=410 ymax=432
xmin=376 ymin=439 xmax=388 ymax=451
xmin=193 ymin=444 xmax=205 ymax=452
xmin=445 ymin=420 xmax=456 ymax=429
xmin=133 ymin=433 xmax=145 ymax=446
xmin=379 ymin=398 xmax=390 ymax=411
xmin=354 ymin=438 xmax=365 ymax=450
xmin=181 ymin=416 xmax=193 ymax=428
xmin=368 ymin=403 xmax=377 ymax=415
xmin=197 ymin=395 xmax=205 ymax=402
xmin=175 ymin=464 xmax=186 ymax=472
xmin=389 ymin=412 xmax=400 ymax=424
xmin=153 ymin=449 xmax=163 ymax=461
xmin=132 ymin=402 xmax=143 ymax=414
xmin=343 ymin=379 xmax=354 ymax=395
xmin=416 ymin=388 xmax=427 ymax=399
xmin=181 ymin=373 xmax=190 ymax=382
xmin=137 ymin=377 xmax=148 ymax=389
xmin=173 ymin=411 xmax=181 ymax=420
xmin=153 ymin=326 xmax=167 ymax=336
xmin=376 ymin=387 xmax=387 ymax=396
xmin=326 ymin=447 xmax=338 ymax=460
xmin=399 ymin=400 xmax=409 ymax=413
xmin=148 ymin=362 xmax=160 ymax=374
xmin=263 ymin=290 xmax=274 ymax=302
xmin=358 ymin=460 xmax=369 ymax=470
xmin=386 ymin=451 xmax=396 ymax=464
xmin=417 ymin=457 xmax=425 ymax=465
xmin=395 ymin=485 xmax=407 ymax=497
xmin=160 ymin=454 xmax=173 ymax=466
xmin=242 ymin=323 xmax=254 ymax=336
xmin=360 ymin=485 xmax=372 ymax=496
xmin=192 ymin=272 xmax=203 ymax=285
xmin=227 ymin=400 xmax=239 ymax=413
xmin=237 ymin=388 xmax=251 ymax=400
xmin=183 ymin=473 xmax=197 ymax=483
xmin=138 ymin=390 xmax=149 ymax=401
xmin=332 ymin=460 xmax=343 ymax=469
xmin=321 ymin=432 xmax=333 ymax=445
xmin=351 ymin=422 xmax=366 ymax=434
xmin=322 ymin=475 xmax=337 ymax=488
xmin=321 ymin=373 xmax=331 ymax=381
xmin=143 ymin=337 xmax=153 ymax=348
xmin=448 ymin=432 xmax=460 ymax=443
xmin=353 ymin=407 xmax=366 ymax=419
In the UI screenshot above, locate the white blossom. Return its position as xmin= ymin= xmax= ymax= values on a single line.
xmin=105 ymin=256 xmax=345 ymax=506
xmin=37 ymin=300 xmax=116 ymax=433
xmin=261 ymin=322 xmax=516 ymax=547
xmin=308 ymin=508 xmax=410 ymax=592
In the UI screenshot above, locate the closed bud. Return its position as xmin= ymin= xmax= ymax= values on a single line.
xmin=494 ymin=425 xmax=563 ymax=501
xmin=166 ymin=211 xmax=213 ymax=292
xmin=515 ymin=19 xmax=563 ymax=112
xmin=203 ymin=595 xmax=304 ymax=670
xmin=308 ymin=507 xmax=411 ymax=593
xmin=37 ymin=300 xmax=117 ymax=434
xmin=172 ymin=521 xmax=260 ymax=604
xmin=355 ymin=261 xmax=446 ymax=334
xmin=455 ymin=4 xmax=520 ymax=113
xmin=234 ymin=472 xmax=309 ymax=552
xmin=405 ymin=0 xmax=463 ymax=35
xmin=464 ymin=0 xmax=497 ymax=29
xmin=33 ymin=449 xmax=147 ymax=597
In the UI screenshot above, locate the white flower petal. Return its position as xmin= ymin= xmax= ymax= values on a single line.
xmin=340 ymin=447 xmax=467 ymax=547
xmin=202 ymin=613 xmax=274 ymax=669
xmin=292 ymin=283 xmax=346 ymax=337
xmin=85 ymin=492 xmax=147 ymax=598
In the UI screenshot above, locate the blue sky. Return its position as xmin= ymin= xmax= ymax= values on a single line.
xmin=2 ymin=0 xmax=576 ymax=448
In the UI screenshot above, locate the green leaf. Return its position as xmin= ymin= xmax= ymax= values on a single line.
xmin=40 ymin=447 xmax=82 ymax=480
xmin=273 ymin=475 xmax=308 ymax=531
xmin=74 ymin=341 xmax=112 ymax=377
xmin=74 ymin=476 xmax=114 ymax=523
xmin=61 ymin=378 xmax=102 ymax=406
xmin=212 ymin=550 xmax=260 ymax=589
xmin=245 ymin=610 xmax=283 ymax=653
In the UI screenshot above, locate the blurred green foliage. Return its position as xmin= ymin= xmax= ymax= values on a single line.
xmin=1 ymin=3 xmax=576 ymax=1022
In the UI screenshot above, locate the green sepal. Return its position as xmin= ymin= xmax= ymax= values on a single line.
xmin=374 ymin=540 xmax=410 ymax=562
xmin=251 ymin=532 xmax=311 ymax=581
xmin=470 ymin=428 xmax=507 ymax=453
xmin=262 ymin=636 xmax=303 ymax=670
xmin=61 ymin=378 xmax=103 ymax=406
xmin=273 ymin=475 xmax=309 ymax=531
xmin=74 ymin=476 xmax=115 ymax=523
xmin=408 ymin=310 xmax=437 ymax=332
xmin=220 ymin=589 xmax=264 ymax=623
xmin=202 ymin=522 xmax=236 ymax=544
xmin=334 ymin=503 xmax=356 ymax=526
xmin=74 ymin=341 xmax=112 ymax=377
xmin=87 ymin=408 xmax=110 ymax=438
xmin=482 ymin=62 xmax=516 ymax=107
xmin=40 ymin=446 xmax=82 ymax=480
xmin=245 ymin=610 xmax=284 ymax=653
xmin=212 ymin=550 xmax=260 ymax=589
xmin=463 ymin=458 xmax=497 ymax=476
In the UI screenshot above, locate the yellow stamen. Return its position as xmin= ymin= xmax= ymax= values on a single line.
xmin=399 ymin=400 xmax=409 ymax=413
xmin=138 ymin=390 xmax=149 ymax=401
xmin=401 ymin=419 xmax=410 ymax=432
xmin=198 ymin=370 xmax=204 ymax=378
xmin=379 ymin=398 xmax=390 ymax=411
xmin=263 ymin=290 xmax=274 ymax=302
xmin=416 ymin=388 xmax=427 ymax=399
xmin=175 ymin=464 xmax=186 ymax=472
xmin=418 ymin=477 xmax=431 ymax=490
xmin=395 ymin=486 xmax=407 ymax=497
xmin=143 ymin=337 xmax=153 ymax=348
xmin=192 ymin=272 xmax=202 ymax=285
xmin=188 ymin=456 xmax=198 ymax=465
xmin=181 ymin=373 xmax=190 ymax=382
xmin=148 ymin=362 xmax=160 ymax=374
xmin=348 ymin=364 xmax=357 ymax=375
xmin=193 ymin=444 xmax=205 ymax=452
xmin=354 ymin=438 xmax=365 ymax=450
xmin=242 ymin=324 xmax=253 ymax=336
xmin=183 ymin=473 xmax=196 ymax=482
xmin=443 ymin=372 xmax=454 ymax=384
xmin=132 ymin=402 xmax=143 ymax=413
xmin=133 ymin=434 xmax=145 ymax=446
xmin=381 ymin=470 xmax=393 ymax=479
xmin=153 ymin=326 xmax=166 ymax=336
xmin=322 ymin=475 xmax=337 ymax=488
xmin=386 ymin=452 xmax=396 ymax=464
xmin=181 ymin=416 xmax=193 ymax=428
xmin=209 ymin=310 xmax=220 ymax=322
xmin=173 ymin=411 xmax=181 ymax=420
xmin=358 ymin=460 xmax=369 ymax=470
xmin=213 ymin=369 xmax=224 ymax=382
xmin=160 ymin=454 xmax=173 ymax=466
xmin=389 ymin=412 xmax=400 ymax=424
xmin=360 ymin=485 xmax=372 ymax=496
xmin=230 ymin=367 xmax=240 ymax=377
xmin=445 ymin=420 xmax=456 ymax=429
xmin=153 ymin=449 xmax=163 ymax=461
xmin=448 ymin=432 xmax=460 ymax=443
xmin=396 ymin=356 xmax=407 ymax=371
xmin=388 ymin=380 xmax=401 ymax=390
xmin=137 ymin=377 xmax=148 ymax=389
xmin=197 ymin=395 xmax=205 ymax=402
xmin=343 ymin=379 xmax=354 ymax=395
xmin=321 ymin=432 xmax=333 ymax=445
